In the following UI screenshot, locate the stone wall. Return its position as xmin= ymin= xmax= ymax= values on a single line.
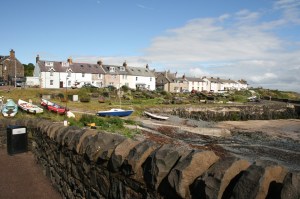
xmin=0 ymin=119 xmax=299 ymax=199
xmin=171 ymin=104 xmax=299 ymax=121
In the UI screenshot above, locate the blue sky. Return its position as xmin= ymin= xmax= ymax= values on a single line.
xmin=1 ymin=0 xmax=300 ymax=92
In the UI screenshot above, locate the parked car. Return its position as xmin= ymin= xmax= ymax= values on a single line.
xmin=0 ymin=81 xmax=5 ymax=86
xmin=82 ymin=83 xmax=99 ymax=88
xmin=15 ymin=81 xmax=23 ymax=87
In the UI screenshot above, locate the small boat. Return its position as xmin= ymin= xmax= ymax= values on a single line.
xmin=144 ymin=111 xmax=169 ymax=120
xmin=2 ymin=99 xmax=18 ymax=117
xmin=96 ymin=108 xmax=134 ymax=117
xmin=18 ymin=99 xmax=43 ymax=114
xmin=41 ymin=98 xmax=68 ymax=114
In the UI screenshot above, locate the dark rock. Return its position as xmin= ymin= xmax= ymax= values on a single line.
xmin=143 ymin=145 xmax=186 ymax=190
xmin=230 ymin=161 xmax=287 ymax=199
xmin=121 ymin=140 xmax=160 ymax=183
xmin=108 ymin=138 xmax=142 ymax=172
xmin=191 ymin=157 xmax=250 ymax=199
xmin=281 ymin=172 xmax=300 ymax=199
xmin=92 ymin=132 xmax=126 ymax=163
xmin=166 ymin=150 xmax=219 ymax=199
xmin=76 ymin=129 xmax=98 ymax=154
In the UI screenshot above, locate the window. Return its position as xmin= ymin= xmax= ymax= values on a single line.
xmin=45 ymin=62 xmax=53 ymax=67
xmin=109 ymin=82 xmax=114 ymax=86
xmin=125 ymin=83 xmax=129 ymax=86
xmin=112 ymin=75 xmax=117 ymax=79
xmin=98 ymin=74 xmax=102 ymax=79
xmin=122 ymin=75 xmax=127 ymax=79
xmin=136 ymin=77 xmax=138 ymax=81
xmin=109 ymin=67 xmax=115 ymax=73
xmin=120 ymin=67 xmax=125 ymax=71
xmin=68 ymin=80 xmax=71 ymax=86
xmin=50 ymin=80 xmax=53 ymax=85
xmin=67 ymin=72 xmax=71 ymax=77
xmin=150 ymin=77 xmax=152 ymax=82
xmin=82 ymin=73 xmax=85 ymax=77
xmin=50 ymin=71 xmax=53 ymax=76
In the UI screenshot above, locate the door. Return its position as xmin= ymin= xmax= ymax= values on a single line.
xmin=60 ymin=81 xmax=63 ymax=88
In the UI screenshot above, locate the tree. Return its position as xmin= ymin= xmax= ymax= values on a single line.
xmin=23 ymin=63 xmax=35 ymax=76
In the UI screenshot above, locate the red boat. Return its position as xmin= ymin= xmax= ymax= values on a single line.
xmin=41 ymin=99 xmax=68 ymax=114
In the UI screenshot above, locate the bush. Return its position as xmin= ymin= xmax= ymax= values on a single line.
xmin=121 ymin=85 xmax=130 ymax=92
xmin=80 ymin=97 xmax=91 ymax=102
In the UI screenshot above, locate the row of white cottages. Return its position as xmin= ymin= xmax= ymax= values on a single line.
xmin=32 ymin=56 xmax=248 ymax=92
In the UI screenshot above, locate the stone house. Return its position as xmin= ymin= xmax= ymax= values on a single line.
xmin=0 ymin=49 xmax=24 ymax=85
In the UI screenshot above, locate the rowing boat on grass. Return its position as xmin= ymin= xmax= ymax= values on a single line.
xmin=18 ymin=99 xmax=43 ymax=114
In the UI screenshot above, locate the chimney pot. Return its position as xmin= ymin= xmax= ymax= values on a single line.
xmin=10 ymin=49 xmax=15 ymax=59
xmin=36 ymin=54 xmax=40 ymax=63
xmin=97 ymin=60 xmax=103 ymax=66
xmin=67 ymin=57 xmax=73 ymax=64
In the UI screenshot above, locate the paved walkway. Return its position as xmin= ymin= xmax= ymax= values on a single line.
xmin=0 ymin=149 xmax=62 ymax=199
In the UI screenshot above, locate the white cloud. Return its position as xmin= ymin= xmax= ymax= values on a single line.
xmin=75 ymin=0 xmax=300 ymax=92
xmin=274 ymin=0 xmax=300 ymax=24
xmin=141 ymin=2 xmax=300 ymax=92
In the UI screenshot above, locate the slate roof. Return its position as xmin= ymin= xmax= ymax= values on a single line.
xmin=185 ymin=77 xmax=205 ymax=82
xmin=0 ymin=56 xmax=10 ymax=63
xmin=220 ymin=79 xmax=237 ymax=84
xmin=126 ymin=66 xmax=155 ymax=77
xmin=38 ymin=60 xmax=106 ymax=74
xmin=102 ymin=65 xmax=128 ymax=75
xmin=205 ymin=77 xmax=223 ymax=83
xmin=155 ymin=71 xmax=177 ymax=82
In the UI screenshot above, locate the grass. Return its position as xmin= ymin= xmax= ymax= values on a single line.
xmin=1 ymin=86 xmax=299 ymax=122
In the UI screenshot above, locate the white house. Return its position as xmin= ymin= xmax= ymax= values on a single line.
xmin=34 ymin=56 xmax=105 ymax=88
xmin=184 ymin=76 xmax=205 ymax=92
xmin=202 ymin=77 xmax=223 ymax=92
xmin=126 ymin=63 xmax=156 ymax=91
xmin=237 ymin=79 xmax=248 ymax=90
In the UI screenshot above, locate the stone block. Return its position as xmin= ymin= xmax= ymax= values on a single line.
xmin=166 ymin=150 xmax=219 ymax=199
xmin=76 ymin=129 xmax=98 ymax=154
xmin=143 ymin=145 xmax=188 ymax=190
xmin=230 ymin=160 xmax=287 ymax=199
xmin=191 ymin=157 xmax=250 ymax=199
xmin=121 ymin=140 xmax=160 ymax=183
xmin=91 ymin=132 xmax=126 ymax=163
xmin=281 ymin=172 xmax=300 ymax=199
xmin=108 ymin=138 xmax=142 ymax=172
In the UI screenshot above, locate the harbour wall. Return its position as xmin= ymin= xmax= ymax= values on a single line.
xmin=0 ymin=119 xmax=299 ymax=199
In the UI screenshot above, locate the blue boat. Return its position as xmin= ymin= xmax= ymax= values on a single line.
xmin=96 ymin=108 xmax=134 ymax=117
xmin=2 ymin=99 xmax=18 ymax=117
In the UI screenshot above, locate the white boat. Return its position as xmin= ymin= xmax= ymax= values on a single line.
xmin=18 ymin=99 xmax=43 ymax=114
xmin=144 ymin=111 xmax=169 ymax=120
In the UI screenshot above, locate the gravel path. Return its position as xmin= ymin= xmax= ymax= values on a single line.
xmin=0 ymin=149 xmax=62 ymax=199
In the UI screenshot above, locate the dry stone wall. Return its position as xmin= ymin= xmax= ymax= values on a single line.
xmin=0 ymin=119 xmax=299 ymax=199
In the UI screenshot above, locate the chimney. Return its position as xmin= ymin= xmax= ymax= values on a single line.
xmin=10 ymin=49 xmax=15 ymax=59
xmin=182 ymin=74 xmax=185 ymax=79
xmin=97 ymin=60 xmax=103 ymax=66
xmin=67 ymin=57 xmax=73 ymax=64
xmin=146 ymin=64 xmax=149 ymax=69
xmin=123 ymin=61 xmax=127 ymax=67
xmin=175 ymin=72 xmax=177 ymax=77
xmin=36 ymin=54 xmax=40 ymax=63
